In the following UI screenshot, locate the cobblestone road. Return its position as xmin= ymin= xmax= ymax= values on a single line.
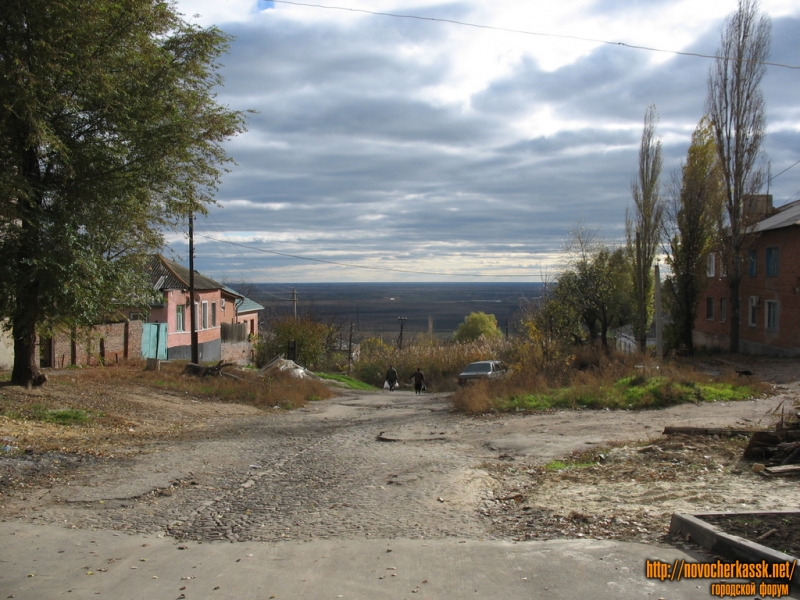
xmin=12 ymin=391 xmax=500 ymax=542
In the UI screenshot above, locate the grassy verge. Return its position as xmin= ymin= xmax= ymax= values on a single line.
xmin=452 ymin=356 xmax=766 ymax=414
xmin=53 ymin=360 xmax=334 ymax=410
xmin=1 ymin=404 xmax=99 ymax=425
xmin=317 ymin=373 xmax=378 ymax=391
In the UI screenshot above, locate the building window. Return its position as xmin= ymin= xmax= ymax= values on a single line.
xmin=766 ymin=247 xmax=779 ymax=276
xmin=749 ymin=249 xmax=757 ymax=276
xmin=211 ymin=302 xmax=217 ymax=328
xmin=202 ymin=301 xmax=209 ymax=329
xmin=129 ymin=312 xmax=145 ymax=321
xmin=194 ymin=302 xmax=199 ymax=331
xmin=765 ymin=301 xmax=778 ymax=330
xmin=706 ymin=253 xmax=715 ymax=277
xmin=748 ymin=296 xmax=759 ymax=327
xmin=706 ymin=297 xmax=714 ymax=320
xmin=176 ymin=305 xmax=185 ymax=332
xmin=720 ymin=298 xmax=727 ymax=323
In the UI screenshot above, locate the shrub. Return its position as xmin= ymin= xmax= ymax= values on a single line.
xmin=453 ymin=312 xmax=502 ymax=342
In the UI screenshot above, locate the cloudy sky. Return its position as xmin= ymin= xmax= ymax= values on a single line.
xmin=167 ymin=0 xmax=800 ymax=284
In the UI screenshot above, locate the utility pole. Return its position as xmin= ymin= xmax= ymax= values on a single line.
xmin=189 ymin=215 xmax=199 ymax=364
xmin=292 ymin=288 xmax=298 ymax=321
xmin=397 ymin=317 xmax=408 ymax=350
xmin=654 ymin=262 xmax=663 ymax=359
xmin=348 ymin=322 xmax=354 ymax=374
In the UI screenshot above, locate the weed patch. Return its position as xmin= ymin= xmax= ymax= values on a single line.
xmin=2 ymin=404 xmax=98 ymax=425
xmin=452 ymin=352 xmax=764 ymax=414
xmin=317 ymin=373 xmax=378 ymax=391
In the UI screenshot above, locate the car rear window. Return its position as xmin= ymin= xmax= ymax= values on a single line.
xmin=463 ymin=363 xmax=491 ymax=373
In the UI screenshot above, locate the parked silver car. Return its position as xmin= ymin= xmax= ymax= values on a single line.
xmin=457 ymin=360 xmax=508 ymax=386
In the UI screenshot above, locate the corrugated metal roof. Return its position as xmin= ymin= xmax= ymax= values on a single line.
xmin=236 ymin=296 xmax=264 ymax=314
xmin=147 ymin=254 xmax=224 ymax=291
xmin=754 ymin=200 xmax=800 ymax=232
xmin=221 ymin=285 xmax=263 ymax=314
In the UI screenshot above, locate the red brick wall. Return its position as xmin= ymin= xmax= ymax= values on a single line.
xmin=50 ymin=320 xmax=143 ymax=368
xmin=694 ymin=225 xmax=800 ymax=355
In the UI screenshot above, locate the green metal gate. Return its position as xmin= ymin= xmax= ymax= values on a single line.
xmin=141 ymin=323 xmax=167 ymax=360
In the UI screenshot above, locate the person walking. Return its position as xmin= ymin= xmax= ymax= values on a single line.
xmin=409 ymin=367 xmax=426 ymax=394
xmin=385 ymin=365 xmax=398 ymax=391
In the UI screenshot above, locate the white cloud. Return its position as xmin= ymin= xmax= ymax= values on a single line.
xmin=169 ymin=0 xmax=800 ymax=281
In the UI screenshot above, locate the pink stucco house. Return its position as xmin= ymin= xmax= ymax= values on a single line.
xmin=132 ymin=255 xmax=261 ymax=362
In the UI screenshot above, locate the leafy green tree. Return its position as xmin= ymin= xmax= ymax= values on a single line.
xmin=553 ymin=226 xmax=631 ymax=350
xmin=626 ymin=105 xmax=664 ymax=353
xmin=663 ymin=117 xmax=725 ymax=354
xmin=256 ymin=315 xmax=334 ymax=368
xmin=453 ymin=312 xmax=502 ymax=342
xmin=0 ymin=0 xmax=246 ymax=385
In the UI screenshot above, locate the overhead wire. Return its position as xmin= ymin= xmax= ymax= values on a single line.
xmin=269 ymin=0 xmax=800 ymax=70
xmin=199 ymin=213 xmax=295 ymax=298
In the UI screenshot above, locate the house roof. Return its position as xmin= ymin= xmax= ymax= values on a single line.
xmin=221 ymin=285 xmax=263 ymax=314
xmin=236 ymin=296 xmax=264 ymax=314
xmin=754 ymin=200 xmax=800 ymax=233
xmin=147 ymin=254 xmax=223 ymax=291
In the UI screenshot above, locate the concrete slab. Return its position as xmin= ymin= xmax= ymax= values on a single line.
xmin=0 ymin=522 xmax=739 ymax=600
xmin=670 ymin=512 xmax=800 ymax=587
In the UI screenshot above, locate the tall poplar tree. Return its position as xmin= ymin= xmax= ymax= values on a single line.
xmin=706 ymin=0 xmax=770 ymax=352
xmin=0 ymin=0 xmax=247 ymax=386
xmin=626 ymin=105 xmax=664 ymax=353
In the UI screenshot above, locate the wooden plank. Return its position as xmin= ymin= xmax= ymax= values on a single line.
xmin=662 ymin=426 xmax=760 ymax=436
xmin=764 ymin=465 xmax=800 ymax=476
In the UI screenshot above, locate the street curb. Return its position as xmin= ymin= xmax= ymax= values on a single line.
xmin=669 ymin=512 xmax=800 ymax=586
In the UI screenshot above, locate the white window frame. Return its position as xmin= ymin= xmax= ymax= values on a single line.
xmin=765 ymin=300 xmax=778 ymax=330
xmin=202 ymin=301 xmax=209 ymax=330
xmin=706 ymin=253 xmax=715 ymax=277
xmin=211 ymin=302 xmax=217 ymax=328
xmin=748 ymin=296 xmax=759 ymax=327
xmin=176 ymin=304 xmax=185 ymax=332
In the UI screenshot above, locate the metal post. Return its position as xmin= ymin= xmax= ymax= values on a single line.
xmin=397 ymin=317 xmax=407 ymax=350
xmin=348 ymin=322 xmax=354 ymax=374
xmin=654 ymin=263 xmax=663 ymax=359
xmin=189 ymin=215 xmax=199 ymax=364
xmin=292 ymin=288 xmax=298 ymax=321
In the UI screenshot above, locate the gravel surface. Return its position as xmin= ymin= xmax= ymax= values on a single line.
xmin=1 ymin=358 xmax=799 ymax=549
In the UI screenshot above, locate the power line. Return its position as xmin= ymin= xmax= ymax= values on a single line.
xmin=269 ymin=0 xmax=800 ymax=70
xmin=199 ymin=213 xmax=295 ymax=297
xmin=769 ymin=159 xmax=800 ymax=183
xmin=195 ymin=233 xmax=545 ymax=279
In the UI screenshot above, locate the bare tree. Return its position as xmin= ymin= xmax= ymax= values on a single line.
xmin=626 ymin=105 xmax=664 ymax=353
xmin=707 ymin=0 xmax=770 ymax=352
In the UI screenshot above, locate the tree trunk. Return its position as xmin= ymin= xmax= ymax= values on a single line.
xmin=11 ymin=322 xmax=45 ymax=387
xmin=728 ymin=277 xmax=741 ymax=353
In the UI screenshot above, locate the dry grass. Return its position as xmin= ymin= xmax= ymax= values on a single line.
xmin=57 ymin=360 xmax=334 ymax=410
xmin=452 ymin=349 xmax=768 ymax=415
xmin=353 ymin=337 xmax=510 ymax=391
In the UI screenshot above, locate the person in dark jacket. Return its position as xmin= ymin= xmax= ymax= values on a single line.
xmin=409 ymin=367 xmax=426 ymax=394
xmin=385 ymin=365 xmax=398 ymax=391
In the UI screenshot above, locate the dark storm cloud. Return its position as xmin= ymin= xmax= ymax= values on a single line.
xmin=179 ymin=5 xmax=800 ymax=281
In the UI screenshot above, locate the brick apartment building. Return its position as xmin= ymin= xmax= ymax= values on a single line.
xmin=694 ymin=197 xmax=800 ymax=356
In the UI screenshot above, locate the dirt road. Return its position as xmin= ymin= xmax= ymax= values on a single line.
xmin=3 ymin=380 xmax=797 ymax=545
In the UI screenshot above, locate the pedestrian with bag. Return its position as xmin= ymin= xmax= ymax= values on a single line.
xmin=409 ymin=367 xmax=426 ymax=395
xmin=385 ymin=365 xmax=398 ymax=391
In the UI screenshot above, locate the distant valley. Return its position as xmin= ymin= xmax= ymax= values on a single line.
xmin=245 ymin=282 xmax=545 ymax=340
